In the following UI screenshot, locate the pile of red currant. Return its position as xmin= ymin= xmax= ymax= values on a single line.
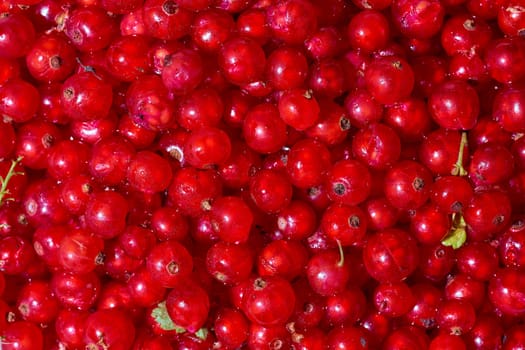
xmin=0 ymin=0 xmax=525 ymax=348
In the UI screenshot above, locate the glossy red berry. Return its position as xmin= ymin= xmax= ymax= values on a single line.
xmin=61 ymin=72 xmax=113 ymax=121
xmin=84 ymin=309 xmax=136 ymax=350
xmin=384 ymin=160 xmax=433 ymax=210
xmin=146 ymin=240 xmax=193 ymax=288
xmin=242 ymin=276 xmax=296 ymax=326
xmin=429 ymin=80 xmax=479 ymax=130
xmin=211 ymin=196 xmax=253 ymax=244
xmin=325 ymin=159 xmax=372 ymax=205
xmin=364 ymin=56 xmax=415 ymax=105
xmin=25 ymin=32 xmax=76 ymax=82
xmin=363 ymin=228 xmax=419 ymax=283
xmin=166 ymin=279 xmax=210 ymax=333
xmin=0 ymin=14 xmax=36 ymax=58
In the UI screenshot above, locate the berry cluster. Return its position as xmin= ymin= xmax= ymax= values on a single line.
xmin=0 ymin=0 xmax=524 ymax=348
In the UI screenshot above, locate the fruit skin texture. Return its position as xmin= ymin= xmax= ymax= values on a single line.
xmin=363 ymin=228 xmax=419 ymax=283
xmin=166 ymin=279 xmax=210 ymax=333
xmin=489 ymin=268 xmax=525 ymax=316
xmin=83 ymin=309 xmax=136 ymax=350
xmin=242 ymin=276 xmax=296 ymax=326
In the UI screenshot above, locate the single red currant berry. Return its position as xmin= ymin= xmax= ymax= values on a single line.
xmin=184 ymin=126 xmax=232 ymax=169
xmin=126 ymin=75 xmax=176 ymax=130
xmin=83 ymin=309 xmax=136 ymax=350
xmin=373 ymin=282 xmax=415 ymax=317
xmin=242 ymin=276 xmax=296 ymax=326
xmin=266 ymin=0 xmax=318 ymax=45
xmin=464 ymin=190 xmax=512 ymax=241
xmin=485 ymin=37 xmax=525 ymax=85
xmin=127 ymin=151 xmax=173 ymax=194
xmin=84 ymin=190 xmax=129 ymax=239
xmin=286 ymin=139 xmax=332 ymax=189
xmin=276 ymin=200 xmax=318 ymax=241
xmin=347 ymin=10 xmax=390 ymax=52
xmin=0 ymin=79 xmax=40 ymax=123
xmin=249 ymin=169 xmax=293 ymax=214
xmin=61 ymin=72 xmax=113 ymax=121
xmin=0 ymin=14 xmax=36 ymax=58
xmin=211 ymin=196 xmax=253 ymax=244
xmin=191 ymin=9 xmax=234 ymax=52
xmin=64 ymin=7 xmax=117 ymax=52
xmin=142 ymin=0 xmax=194 ymax=40
xmin=218 ymin=36 xmax=266 ymax=86
xmin=25 ymin=32 xmax=76 ymax=82
xmin=265 ymin=46 xmax=309 ymax=91
xmin=325 ymin=159 xmax=372 ymax=205
xmin=105 ymin=35 xmax=151 ymax=82
xmin=243 ymin=103 xmax=288 ymax=154
xmin=162 ymin=49 xmax=204 ymax=96
xmin=391 ymin=0 xmax=445 ymax=39
xmin=428 ymin=80 xmax=479 ymax=130
xmin=384 ymin=160 xmax=433 ymax=210
xmin=365 ymin=56 xmax=415 ymax=105
xmin=166 ymin=279 xmax=210 ymax=333
xmin=321 ymin=203 xmax=368 ymax=246
xmin=16 ymin=280 xmax=59 ymax=324
xmin=498 ymin=0 xmax=525 ymax=36
xmin=306 ymin=249 xmax=351 ymax=296
xmin=1 ymin=321 xmax=43 ymax=350
xmin=214 ymin=308 xmax=249 ymax=349
xmin=363 ymin=228 xmax=419 ymax=283
xmin=146 ymin=240 xmax=193 ymax=288
xmin=352 ymin=123 xmax=402 ymax=170
xmin=278 ymin=89 xmax=320 ymax=131
xmin=493 ymin=87 xmax=525 ymax=133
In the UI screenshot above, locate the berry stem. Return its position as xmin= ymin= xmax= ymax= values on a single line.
xmin=336 ymin=239 xmax=345 ymax=267
xmin=451 ymin=132 xmax=468 ymax=176
xmin=0 ymin=156 xmax=23 ymax=207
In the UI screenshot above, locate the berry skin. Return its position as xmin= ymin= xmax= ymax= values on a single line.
xmin=364 ymin=56 xmax=415 ymax=105
xmin=61 ymin=72 xmax=113 ymax=121
xmin=0 ymin=14 xmax=36 ymax=58
xmin=127 ymin=151 xmax=173 ymax=194
xmin=25 ymin=32 xmax=76 ymax=82
xmin=0 ymin=79 xmax=40 ymax=123
xmin=210 ymin=196 xmax=254 ymax=244
xmin=242 ymin=276 xmax=296 ymax=326
xmin=321 ymin=203 xmax=368 ymax=246
xmin=363 ymin=228 xmax=419 ymax=283
xmin=428 ymin=80 xmax=480 ymax=130
xmin=146 ymin=240 xmax=193 ymax=288
xmin=83 ymin=309 xmax=136 ymax=350
xmin=166 ymin=279 xmax=210 ymax=333
xmin=326 ymin=159 xmax=371 ymax=206
xmin=384 ymin=160 xmax=433 ymax=210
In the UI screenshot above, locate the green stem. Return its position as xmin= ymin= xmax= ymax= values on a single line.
xmin=451 ymin=132 xmax=468 ymax=176
xmin=0 ymin=157 xmax=23 ymax=206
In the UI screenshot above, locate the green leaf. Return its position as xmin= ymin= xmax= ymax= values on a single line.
xmin=151 ymin=301 xmax=186 ymax=333
xmin=194 ymin=328 xmax=209 ymax=340
xmin=442 ymin=227 xmax=467 ymax=250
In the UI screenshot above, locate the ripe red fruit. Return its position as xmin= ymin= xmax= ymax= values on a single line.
xmin=364 ymin=56 xmax=415 ymax=105
xmin=84 ymin=309 xmax=136 ymax=350
xmin=242 ymin=276 xmax=296 ymax=326
xmin=429 ymin=80 xmax=480 ymax=130
xmin=363 ymin=228 xmax=419 ymax=283
xmin=166 ymin=279 xmax=210 ymax=332
xmin=0 ymin=14 xmax=36 ymax=58
xmin=384 ymin=160 xmax=433 ymax=210
xmin=210 ymin=196 xmax=253 ymax=244
xmin=127 ymin=151 xmax=173 ymax=194
xmin=61 ymin=72 xmax=113 ymax=121
xmin=146 ymin=240 xmax=193 ymax=288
